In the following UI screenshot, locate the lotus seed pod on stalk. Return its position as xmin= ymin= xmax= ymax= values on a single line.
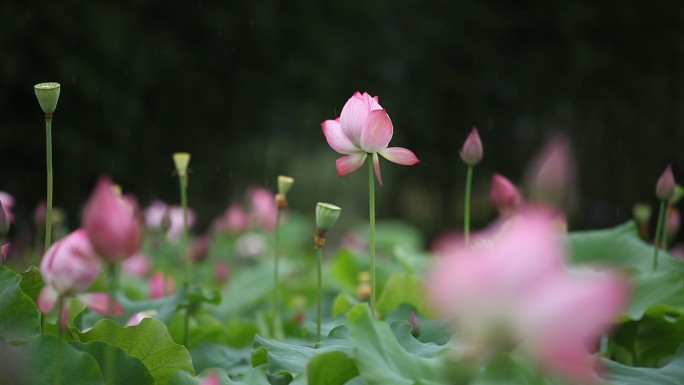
xmin=316 ymin=202 xmax=342 ymax=233
xmin=34 ymin=82 xmax=61 ymax=115
xmin=276 ymin=175 xmax=294 ymax=209
xmin=173 ymin=152 xmax=191 ymax=177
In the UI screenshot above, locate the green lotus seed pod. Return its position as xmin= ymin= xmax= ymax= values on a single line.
xmin=34 ymin=82 xmax=61 ymax=114
xmin=278 ymin=175 xmax=294 ymax=195
xmin=173 ymin=152 xmax=191 ymax=175
xmin=315 ymin=202 xmax=341 ymax=232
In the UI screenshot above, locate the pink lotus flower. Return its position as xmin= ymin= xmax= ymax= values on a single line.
xmin=38 ymin=229 xmax=124 ymax=320
xmin=143 ymin=200 xmax=168 ymax=229
xmin=121 ymin=252 xmax=151 ymax=277
xmin=656 ymin=165 xmax=676 ymax=201
xmin=149 ymin=272 xmax=176 ymax=299
xmin=428 ymin=209 xmax=627 ymax=383
xmin=83 ymin=177 xmax=143 ymax=262
xmin=490 ymin=173 xmax=522 ymax=217
xmin=166 ymin=205 xmax=196 ymax=241
xmin=213 ymin=204 xmax=249 ymax=233
xmin=460 ymin=127 xmax=483 ymax=166
xmin=248 ymin=187 xmax=277 ymax=230
xmin=322 ymin=92 xmax=419 ymax=185
xmin=0 ymin=191 xmax=15 ymax=222
xmin=526 ymin=136 xmax=575 ymax=207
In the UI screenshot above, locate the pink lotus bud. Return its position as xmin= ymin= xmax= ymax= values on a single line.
xmin=490 ymin=173 xmax=522 ymax=217
xmin=0 ymin=202 xmax=9 ymax=238
xmin=459 ymin=127 xmax=483 ymax=166
xmin=214 ymin=261 xmax=230 ymax=285
xmin=39 ymin=229 xmax=101 ymax=296
xmin=149 ymin=272 xmax=176 ymax=299
xmin=527 ymin=136 xmax=575 ymax=208
xmin=1 ymin=243 xmax=8 ymax=264
xmin=656 ymin=165 xmax=676 ymax=201
xmin=409 ymin=311 xmax=421 ymax=337
xmin=0 ymin=191 xmax=15 ymax=223
xmin=83 ymin=177 xmax=143 ymax=262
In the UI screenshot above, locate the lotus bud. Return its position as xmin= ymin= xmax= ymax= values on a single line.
xmin=459 ymin=127 xmax=483 ymax=166
xmin=409 ymin=311 xmax=421 ymax=337
xmin=0 ymin=202 xmax=9 ymax=238
xmin=173 ymin=152 xmax=191 ymax=177
xmin=83 ymin=177 xmax=143 ymax=262
xmin=489 ymin=173 xmax=522 ymax=217
xmin=39 ymin=229 xmax=101 ymax=296
xmin=656 ymin=165 xmax=676 ymax=201
xmin=527 ymin=136 xmax=574 ymax=208
xmin=34 ymin=82 xmax=61 ymax=116
xmin=315 ymin=203 xmax=341 ymax=232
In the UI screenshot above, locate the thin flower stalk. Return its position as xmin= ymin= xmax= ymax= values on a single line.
xmin=368 ymin=160 xmax=377 ymax=316
xmin=653 ymin=200 xmax=665 ymax=271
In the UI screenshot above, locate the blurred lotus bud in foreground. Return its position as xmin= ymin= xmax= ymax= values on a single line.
xmin=525 ymin=136 xmax=576 ymax=211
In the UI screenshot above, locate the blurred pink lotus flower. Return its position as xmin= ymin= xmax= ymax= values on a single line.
xmin=0 ymin=191 xmax=15 ymax=222
xmin=459 ymin=127 xmax=483 ymax=166
xmin=526 ymin=136 xmax=575 ymax=208
xmin=166 ymin=205 xmax=196 ymax=241
xmin=121 ymin=252 xmax=151 ymax=277
xmin=490 ymin=173 xmax=522 ymax=217
xmin=214 ymin=261 xmax=230 ymax=285
xmin=1 ymin=243 xmax=8 ymax=263
xmin=248 ymin=187 xmax=277 ymax=230
xmin=38 ymin=229 xmax=124 ymax=319
xmin=34 ymin=200 xmax=47 ymax=227
xmin=322 ymin=92 xmax=419 ymax=185
xmin=143 ymin=200 xmax=168 ymax=229
xmin=428 ymin=209 xmax=627 ymax=383
xmin=656 ymin=165 xmax=676 ymax=201
xmin=149 ymin=272 xmax=176 ymax=299
xmin=667 ymin=207 xmax=680 ymax=239
xmin=199 ymin=371 xmax=220 ymax=385
xmin=213 ymin=204 xmax=249 ymax=233
xmin=83 ymin=177 xmax=143 ymax=262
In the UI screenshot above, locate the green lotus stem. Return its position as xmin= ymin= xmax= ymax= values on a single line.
xmin=316 ymin=245 xmax=323 ymax=342
xmin=653 ymin=200 xmax=666 ymax=271
xmin=273 ymin=207 xmax=283 ymax=339
xmin=54 ymin=294 xmax=64 ymax=385
xmin=368 ymin=160 xmax=377 ymax=318
xmin=105 ymin=263 xmax=118 ymax=385
xmin=178 ymin=173 xmax=191 ymax=346
xmin=45 ymin=117 xmax=53 ymax=252
xmin=464 ymin=165 xmax=473 ymax=247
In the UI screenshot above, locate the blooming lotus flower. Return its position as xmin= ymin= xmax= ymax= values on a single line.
xmin=428 ymin=209 xmax=627 ymax=383
xmin=656 ymin=165 xmax=676 ymax=201
xmin=322 ymin=92 xmax=419 ymax=185
xmin=38 ymin=229 xmax=123 ymax=318
xmin=83 ymin=177 xmax=143 ymax=262
xmin=459 ymin=127 xmax=483 ymax=166
xmin=490 ymin=173 xmax=522 ymax=217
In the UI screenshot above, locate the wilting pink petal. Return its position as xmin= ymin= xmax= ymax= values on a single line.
xmin=78 ymin=292 xmax=125 ymax=315
xmin=149 ymin=272 xmax=176 ymax=299
xmin=322 ymin=118 xmax=357 ymax=154
xmin=37 ymin=286 xmax=58 ymax=313
xmin=335 ymin=153 xmax=367 ymax=177
xmin=126 ymin=310 xmax=158 ymax=326
xmin=199 ymin=371 xmax=220 ymax=385
xmin=121 ymin=252 xmax=151 ymax=277
xmin=656 ymin=165 xmax=676 ymax=201
xmin=490 ymin=173 xmax=522 ymax=218
xmin=379 ymin=147 xmax=420 ymax=166
xmin=360 ymin=109 xmax=393 ymax=153
xmin=459 ymin=127 xmax=483 ymax=166
xmin=372 ymin=153 xmax=383 ymax=186
xmin=83 ymin=177 xmax=142 ymax=261
xmin=40 ymin=229 xmax=101 ymax=296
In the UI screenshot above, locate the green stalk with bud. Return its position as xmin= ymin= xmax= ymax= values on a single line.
xmin=314 ymin=202 xmax=341 ymax=342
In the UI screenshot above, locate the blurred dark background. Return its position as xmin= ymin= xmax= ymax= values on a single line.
xmin=1 ymin=0 xmax=683 ymax=246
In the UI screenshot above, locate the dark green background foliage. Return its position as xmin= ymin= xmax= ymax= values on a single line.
xmin=1 ymin=1 xmax=683 ymax=241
